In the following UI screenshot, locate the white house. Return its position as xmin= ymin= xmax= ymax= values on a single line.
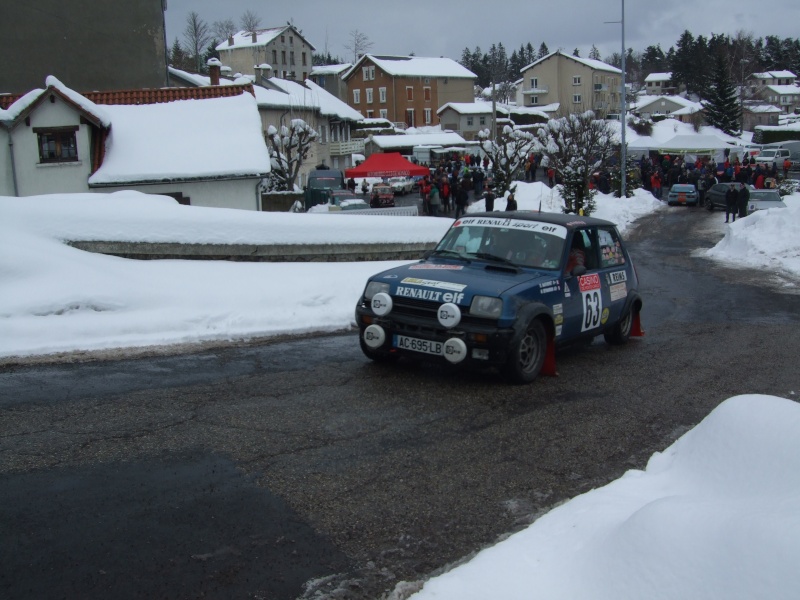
xmin=1 ymin=76 xmax=270 ymax=210
xmin=644 ymin=72 xmax=677 ymax=95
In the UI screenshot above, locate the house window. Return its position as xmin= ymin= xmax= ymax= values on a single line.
xmin=272 ymin=49 xmax=277 ymax=63
xmin=318 ymin=124 xmax=327 ymax=143
xmin=424 ymin=86 xmax=431 ymax=101
xmin=36 ymin=126 xmax=78 ymax=163
xmin=530 ymin=96 xmax=539 ymax=105
xmin=530 ymin=77 xmax=538 ymax=89
xmin=573 ymin=94 xmax=582 ymax=103
xmin=424 ymin=108 xmax=432 ymax=124
xmin=290 ymin=51 xmax=295 ymax=65
xmin=480 ymin=116 xmax=486 ymax=125
xmin=289 ymin=36 xmax=293 ymax=44
xmin=369 ymin=66 xmax=375 ymax=80
xmin=353 ymin=89 xmax=361 ymax=104
xmin=317 ymin=75 xmax=326 ymax=87
xmin=405 ymin=108 xmax=414 ymax=128
xmin=281 ymin=35 xmax=285 ymax=42
xmin=366 ymin=88 xmax=373 ymax=103
xmin=573 ymin=76 xmax=581 ymax=85
xmin=302 ymin=52 xmax=307 ymax=66
xmin=281 ymin=50 xmax=286 ymax=64
xmin=406 ymin=86 xmax=413 ymax=101
xmin=362 ymin=67 xmax=369 ymax=81
xmin=467 ymin=116 xmax=474 ymax=126
xmin=379 ymin=87 xmax=386 ymax=103
xmin=379 ymin=109 xmax=388 ymax=119
xmin=366 ymin=110 xmax=374 ymax=118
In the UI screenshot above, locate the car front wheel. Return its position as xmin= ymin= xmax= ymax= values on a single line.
xmin=503 ymin=319 xmax=546 ymax=384
xmin=705 ymin=197 xmax=714 ymax=211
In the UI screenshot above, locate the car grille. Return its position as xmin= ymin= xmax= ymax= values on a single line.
xmin=391 ymin=296 xmax=491 ymax=327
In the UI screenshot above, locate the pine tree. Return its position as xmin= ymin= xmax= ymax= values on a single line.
xmin=704 ymin=52 xmax=740 ymax=135
xmin=538 ymin=42 xmax=549 ymax=59
xmin=573 ymin=48 xmax=580 ymax=57
xmin=589 ymin=45 xmax=601 ymax=60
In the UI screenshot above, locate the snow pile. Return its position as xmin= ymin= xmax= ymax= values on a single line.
xmin=406 ymin=394 xmax=800 ymax=600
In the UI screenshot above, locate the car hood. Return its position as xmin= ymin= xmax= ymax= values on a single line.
xmin=369 ymin=259 xmax=556 ymax=305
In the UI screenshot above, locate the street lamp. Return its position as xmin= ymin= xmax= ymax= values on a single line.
xmin=605 ymin=0 xmax=627 ymax=198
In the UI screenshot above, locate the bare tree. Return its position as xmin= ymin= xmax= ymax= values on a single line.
xmin=344 ymin=30 xmax=373 ymax=63
xmin=183 ymin=12 xmax=211 ymax=72
xmin=240 ymin=10 xmax=262 ymax=35
xmin=478 ymin=126 xmax=534 ymax=196
xmin=212 ymin=18 xmax=237 ymax=41
xmin=266 ymin=119 xmax=319 ymax=191
xmin=532 ymin=112 xmax=615 ymax=215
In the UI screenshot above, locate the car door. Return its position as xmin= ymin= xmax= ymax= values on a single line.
xmin=561 ymin=228 xmax=606 ymax=340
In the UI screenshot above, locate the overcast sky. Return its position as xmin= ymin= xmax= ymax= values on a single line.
xmin=164 ymin=0 xmax=800 ymax=68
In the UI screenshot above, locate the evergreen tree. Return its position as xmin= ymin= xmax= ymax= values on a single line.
xmin=168 ymin=37 xmax=192 ymax=71
xmin=538 ymin=42 xmax=549 ymax=59
xmin=572 ymin=48 xmax=580 ymax=57
xmin=589 ymin=45 xmax=601 ymax=60
xmin=641 ymin=44 xmax=666 ymax=76
xmin=525 ymin=42 xmax=536 ymax=64
xmin=704 ymin=52 xmax=740 ymax=135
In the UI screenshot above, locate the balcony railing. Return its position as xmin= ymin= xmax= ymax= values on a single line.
xmin=328 ymin=139 xmax=365 ymax=155
xmin=523 ymin=84 xmax=549 ymax=95
xmin=594 ymin=83 xmax=608 ymax=92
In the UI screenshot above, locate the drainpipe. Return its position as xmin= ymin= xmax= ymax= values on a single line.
xmin=8 ymin=130 xmax=20 ymax=196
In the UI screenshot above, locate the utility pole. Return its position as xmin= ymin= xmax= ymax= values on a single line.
xmin=606 ymin=0 xmax=627 ymax=198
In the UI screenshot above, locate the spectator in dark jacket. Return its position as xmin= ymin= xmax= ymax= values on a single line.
xmin=725 ymin=184 xmax=738 ymax=223
xmin=737 ymin=183 xmax=750 ymax=219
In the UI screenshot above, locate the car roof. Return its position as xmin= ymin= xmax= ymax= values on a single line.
xmin=465 ymin=211 xmax=616 ymax=229
xmin=671 ymin=184 xmax=695 ymax=189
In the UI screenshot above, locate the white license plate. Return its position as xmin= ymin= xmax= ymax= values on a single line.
xmin=394 ymin=335 xmax=442 ymax=355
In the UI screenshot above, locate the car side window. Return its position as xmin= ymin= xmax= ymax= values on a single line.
xmin=570 ymin=229 xmax=599 ymax=271
xmin=598 ymin=228 xmax=626 ymax=268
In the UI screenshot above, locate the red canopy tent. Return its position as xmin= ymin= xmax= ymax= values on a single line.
xmin=344 ymin=152 xmax=429 ymax=179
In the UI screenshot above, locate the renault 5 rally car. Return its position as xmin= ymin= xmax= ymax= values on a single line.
xmin=355 ymin=212 xmax=644 ymax=383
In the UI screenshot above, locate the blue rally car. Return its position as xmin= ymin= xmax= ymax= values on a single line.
xmin=355 ymin=211 xmax=644 ymax=383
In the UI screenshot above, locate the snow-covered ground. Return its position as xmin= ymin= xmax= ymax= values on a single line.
xmin=2 ymin=183 xmax=800 ymax=599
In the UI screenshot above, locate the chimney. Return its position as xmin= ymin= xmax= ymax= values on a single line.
xmin=207 ymin=58 xmax=222 ymax=86
xmin=257 ymin=63 xmax=273 ymax=81
xmin=251 ymin=32 xmax=257 ymax=43
xmin=227 ymin=35 xmax=234 ymax=46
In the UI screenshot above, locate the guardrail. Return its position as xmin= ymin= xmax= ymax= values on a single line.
xmin=326 ymin=205 xmax=419 ymax=216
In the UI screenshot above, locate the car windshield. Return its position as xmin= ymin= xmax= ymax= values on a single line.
xmin=309 ymin=178 xmax=341 ymax=189
xmin=750 ymin=191 xmax=781 ymax=202
xmin=433 ymin=216 xmax=568 ymax=270
xmin=671 ymin=185 xmax=694 ymax=191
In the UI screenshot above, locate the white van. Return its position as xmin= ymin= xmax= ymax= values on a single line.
xmin=754 ymin=147 xmax=791 ymax=166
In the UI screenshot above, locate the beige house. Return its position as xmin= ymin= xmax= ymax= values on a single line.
xmin=309 ymin=63 xmax=352 ymax=103
xmin=342 ymin=55 xmax=476 ymax=129
xmin=216 ymin=25 xmax=315 ymax=80
xmin=516 ymin=50 xmax=622 ymax=118
xmin=644 ymin=72 xmax=677 ymax=95
xmin=742 ymin=104 xmax=782 ymax=132
xmin=631 ymin=95 xmax=701 ymax=120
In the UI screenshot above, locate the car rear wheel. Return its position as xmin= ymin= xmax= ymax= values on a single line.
xmin=604 ymin=306 xmax=633 ymax=345
xmin=503 ymin=319 xmax=546 ymax=384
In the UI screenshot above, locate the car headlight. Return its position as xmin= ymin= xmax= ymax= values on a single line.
xmin=470 ymin=295 xmax=503 ymax=319
xmin=364 ymin=281 xmax=390 ymax=300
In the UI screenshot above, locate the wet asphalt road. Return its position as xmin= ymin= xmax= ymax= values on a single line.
xmin=1 ymin=205 xmax=799 ymax=600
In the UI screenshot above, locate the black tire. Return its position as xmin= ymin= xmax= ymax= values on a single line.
xmin=604 ymin=306 xmax=633 ymax=345
xmin=705 ymin=197 xmax=714 ymax=211
xmin=359 ymin=334 xmax=399 ymax=363
xmin=503 ymin=319 xmax=547 ymax=384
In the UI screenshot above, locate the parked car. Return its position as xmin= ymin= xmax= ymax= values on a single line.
xmin=667 ymin=183 xmax=698 ymax=206
xmin=754 ymin=147 xmax=792 ymax=168
xmin=369 ymin=184 xmax=395 ymax=208
xmin=747 ymin=190 xmax=786 ymax=214
xmin=705 ymin=183 xmax=751 ymax=211
xmin=388 ymin=176 xmax=414 ymax=195
xmin=355 ymin=212 xmax=643 ymax=383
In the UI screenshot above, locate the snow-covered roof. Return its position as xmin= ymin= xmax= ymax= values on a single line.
xmin=344 ymin=55 xmax=477 ymax=80
xmin=632 ymin=94 xmax=701 ymax=112
xmin=88 ymin=93 xmax=270 ymax=185
xmin=215 ymin=25 xmax=315 ymax=52
xmin=521 ymin=50 xmax=621 ymax=75
xmin=437 ymin=102 xmax=509 ymax=116
xmin=369 ymin=132 xmax=467 ymax=150
xmin=765 ymin=85 xmax=800 ymax=95
xmin=645 ymin=72 xmax=672 ymax=82
xmin=507 ymin=105 xmax=551 ymax=119
xmin=0 ymin=77 xmax=112 ymax=129
xmin=168 ymin=67 xmax=363 ymax=122
xmin=744 ymin=104 xmax=783 ymax=114
xmin=310 ymin=63 xmax=351 ymax=76
xmin=752 ymin=71 xmax=796 ymax=80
